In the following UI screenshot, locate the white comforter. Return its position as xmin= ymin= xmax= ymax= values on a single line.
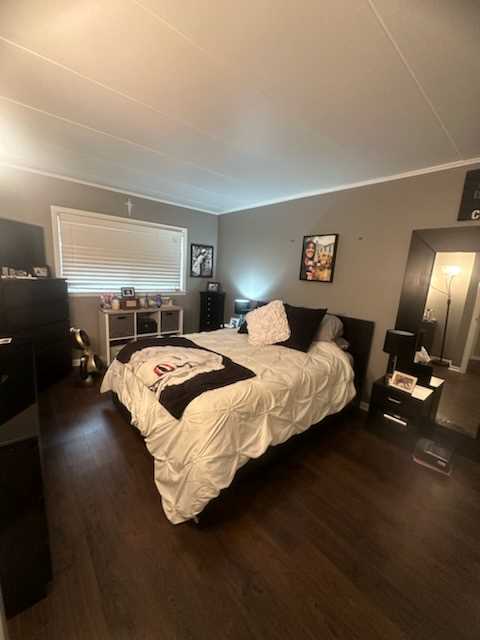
xmin=101 ymin=329 xmax=355 ymax=524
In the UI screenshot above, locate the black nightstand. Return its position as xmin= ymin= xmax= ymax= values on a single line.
xmin=368 ymin=377 xmax=440 ymax=433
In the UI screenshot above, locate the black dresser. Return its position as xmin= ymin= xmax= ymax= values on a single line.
xmin=199 ymin=291 xmax=225 ymax=332
xmin=0 ymin=279 xmax=71 ymax=389
xmin=0 ymin=338 xmax=52 ymax=618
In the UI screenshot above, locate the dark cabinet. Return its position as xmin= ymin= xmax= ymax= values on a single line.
xmin=0 ymin=338 xmax=52 ymax=618
xmin=368 ymin=377 xmax=440 ymax=433
xmin=0 ymin=278 xmax=71 ymax=389
xmin=199 ymin=291 xmax=225 ymax=332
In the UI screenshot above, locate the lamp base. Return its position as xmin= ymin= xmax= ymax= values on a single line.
xmin=430 ymin=358 xmax=450 ymax=367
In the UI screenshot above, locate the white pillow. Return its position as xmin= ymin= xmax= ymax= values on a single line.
xmin=246 ymin=300 xmax=291 ymax=346
xmin=315 ymin=314 xmax=343 ymax=342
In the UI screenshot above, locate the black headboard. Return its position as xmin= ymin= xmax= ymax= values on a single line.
xmin=336 ymin=315 xmax=375 ymax=404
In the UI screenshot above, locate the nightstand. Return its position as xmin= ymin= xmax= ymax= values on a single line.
xmin=368 ymin=377 xmax=440 ymax=433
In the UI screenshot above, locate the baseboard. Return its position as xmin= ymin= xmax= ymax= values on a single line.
xmin=430 ymin=355 xmax=461 ymax=372
xmin=471 ymin=356 xmax=480 ymax=362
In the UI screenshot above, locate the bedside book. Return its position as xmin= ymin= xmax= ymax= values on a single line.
xmin=411 ymin=385 xmax=433 ymax=401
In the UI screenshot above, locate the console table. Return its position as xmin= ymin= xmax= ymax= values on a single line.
xmin=98 ymin=306 xmax=183 ymax=365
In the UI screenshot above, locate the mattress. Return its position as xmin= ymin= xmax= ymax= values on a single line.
xmin=101 ymin=328 xmax=356 ymax=524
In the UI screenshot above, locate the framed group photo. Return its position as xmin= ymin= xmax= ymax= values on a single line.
xmin=299 ymin=234 xmax=338 ymax=283
xmin=190 ymin=244 xmax=214 ymax=278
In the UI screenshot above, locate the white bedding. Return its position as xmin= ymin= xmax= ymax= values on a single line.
xmin=101 ymin=328 xmax=355 ymax=524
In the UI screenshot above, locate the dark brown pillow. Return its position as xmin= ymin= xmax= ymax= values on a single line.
xmin=278 ymin=304 xmax=328 ymax=352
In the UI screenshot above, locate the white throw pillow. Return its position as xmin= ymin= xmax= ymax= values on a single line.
xmin=246 ymin=300 xmax=291 ymax=346
xmin=315 ymin=314 xmax=343 ymax=342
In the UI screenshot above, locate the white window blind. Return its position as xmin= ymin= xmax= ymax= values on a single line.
xmin=52 ymin=208 xmax=187 ymax=294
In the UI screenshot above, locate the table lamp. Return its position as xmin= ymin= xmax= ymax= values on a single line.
xmin=383 ymin=329 xmax=416 ymax=382
xmin=234 ymin=299 xmax=251 ymax=319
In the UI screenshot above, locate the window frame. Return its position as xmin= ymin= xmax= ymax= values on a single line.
xmin=51 ymin=206 xmax=188 ymax=297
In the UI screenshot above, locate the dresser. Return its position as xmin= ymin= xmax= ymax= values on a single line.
xmin=0 ymin=338 xmax=52 ymax=618
xmin=0 ymin=279 xmax=71 ymax=389
xmin=199 ymin=291 xmax=225 ymax=332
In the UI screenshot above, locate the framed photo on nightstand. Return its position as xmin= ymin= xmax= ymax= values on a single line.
xmin=389 ymin=370 xmax=417 ymax=394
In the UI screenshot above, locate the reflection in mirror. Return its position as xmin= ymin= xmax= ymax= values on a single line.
xmin=396 ymin=227 xmax=480 ymax=442
xmin=422 ymin=252 xmax=479 ymax=436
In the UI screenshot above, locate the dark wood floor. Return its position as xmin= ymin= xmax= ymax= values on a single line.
xmin=8 ymin=376 xmax=480 ymax=640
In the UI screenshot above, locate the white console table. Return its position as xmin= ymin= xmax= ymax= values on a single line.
xmin=99 ymin=306 xmax=183 ymax=365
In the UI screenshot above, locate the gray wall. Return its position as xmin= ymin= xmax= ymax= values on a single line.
xmin=0 ymin=167 xmax=218 ymax=350
xmin=425 ymin=251 xmax=477 ymax=365
xmin=217 ymin=165 xmax=480 ymax=399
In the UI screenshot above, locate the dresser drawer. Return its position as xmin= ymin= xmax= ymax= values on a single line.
xmin=371 ymin=385 xmax=417 ymax=419
xmin=1 ymin=279 xmax=67 ymax=308
xmin=4 ymin=299 xmax=69 ymax=331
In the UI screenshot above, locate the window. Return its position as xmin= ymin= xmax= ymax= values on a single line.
xmin=52 ymin=207 xmax=187 ymax=295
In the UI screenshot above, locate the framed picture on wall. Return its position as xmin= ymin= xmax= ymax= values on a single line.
xmin=190 ymin=244 xmax=214 ymax=278
xmin=457 ymin=168 xmax=480 ymax=221
xmin=299 ymin=234 xmax=338 ymax=283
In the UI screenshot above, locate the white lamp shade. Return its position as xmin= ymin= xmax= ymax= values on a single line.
xmin=441 ymin=265 xmax=461 ymax=277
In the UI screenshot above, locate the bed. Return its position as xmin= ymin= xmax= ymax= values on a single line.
xmin=101 ymin=315 xmax=374 ymax=524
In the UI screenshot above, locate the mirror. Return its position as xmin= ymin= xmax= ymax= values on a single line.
xmin=396 ymin=227 xmax=480 ymax=442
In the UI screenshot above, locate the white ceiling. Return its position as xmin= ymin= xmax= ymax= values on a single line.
xmin=0 ymin=0 xmax=479 ymax=214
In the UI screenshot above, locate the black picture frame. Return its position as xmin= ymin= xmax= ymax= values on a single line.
xmin=206 ymin=281 xmax=220 ymax=292
xmin=121 ymin=287 xmax=136 ymax=298
xmin=299 ymin=234 xmax=339 ymax=283
xmin=30 ymin=265 xmax=51 ymax=279
xmin=190 ymin=244 xmax=214 ymax=278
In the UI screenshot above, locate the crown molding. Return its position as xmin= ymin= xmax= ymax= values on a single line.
xmin=3 ymin=156 xmax=480 ymax=218
xmin=220 ymin=156 xmax=480 ymax=215
xmin=0 ymin=162 xmax=219 ymax=215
